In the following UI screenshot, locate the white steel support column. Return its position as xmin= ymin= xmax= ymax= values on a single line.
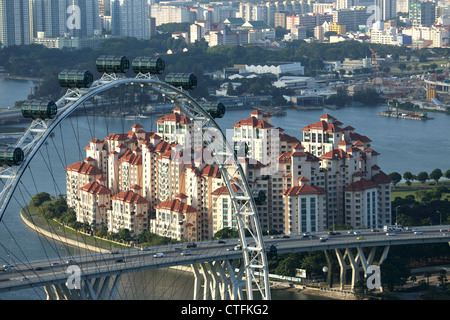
xmin=335 ymin=246 xmax=390 ymax=292
xmin=44 ymin=275 xmax=122 ymax=300
xmin=191 ymin=259 xmax=245 ymax=300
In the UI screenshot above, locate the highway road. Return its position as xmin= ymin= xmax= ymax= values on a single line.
xmin=0 ymin=225 xmax=449 ymax=293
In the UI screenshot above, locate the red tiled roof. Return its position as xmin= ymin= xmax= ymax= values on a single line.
xmin=105 ymin=133 xmax=128 ymax=141
xmin=79 ymin=181 xmax=111 ymax=195
xmin=155 ymin=199 xmax=197 ymax=213
xmin=278 ymin=151 xmax=320 ymax=163
xmin=344 ymin=178 xmax=378 ymax=192
xmin=111 ymin=190 xmax=149 ymax=204
xmin=282 ymin=184 xmax=326 ymax=196
xmin=155 ymin=112 xmax=191 ymax=124
xmin=118 ymin=149 xmax=142 ymax=165
xmin=320 ymin=148 xmax=351 ymax=160
xmin=301 ymin=120 xmax=342 ymax=133
xmin=349 ymin=132 xmax=372 ymax=143
xmin=372 ymin=171 xmax=391 ymax=184
xmin=280 ymin=133 xmax=301 ymax=144
xmin=65 ymin=162 xmax=103 ymax=175
xmin=199 ymin=164 xmax=221 ymax=178
xmin=319 ymin=114 xmax=336 ymax=121
xmin=212 ymin=184 xmax=240 ymax=195
xmin=232 ymin=116 xmax=273 ymax=129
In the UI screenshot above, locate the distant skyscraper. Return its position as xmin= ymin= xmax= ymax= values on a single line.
xmin=0 ymin=0 xmax=32 ymax=47
xmin=375 ymin=0 xmax=397 ymax=20
xmin=409 ymin=0 xmax=436 ymax=26
xmin=70 ymin=0 xmax=100 ymax=36
xmin=31 ymin=0 xmax=100 ymax=39
xmin=31 ymin=0 xmax=66 ymax=38
xmin=111 ymin=0 xmax=151 ymax=39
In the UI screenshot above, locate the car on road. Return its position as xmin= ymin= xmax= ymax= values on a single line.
xmin=357 ymin=236 xmax=366 ymax=240
xmin=181 ymin=250 xmax=191 ymax=256
xmin=319 ymin=236 xmax=329 ymax=242
xmin=234 ymin=245 xmax=242 ymax=251
xmin=186 ymin=242 xmax=197 ymax=248
xmin=153 ymin=252 xmax=164 ymax=258
xmin=414 ymin=231 xmax=423 ymax=235
xmin=140 ymin=247 xmax=150 ymax=251
xmin=281 ymin=235 xmax=290 ymax=238
xmin=115 ymin=258 xmax=124 ymax=263
xmin=386 ymin=232 xmax=395 ymax=236
xmin=302 ymin=232 xmax=311 ymax=238
xmin=328 ymin=231 xmax=340 ymax=235
xmin=353 ymin=231 xmax=361 ymax=235
xmin=66 ymin=259 xmax=76 ymax=264
xmin=110 ymin=250 xmax=119 ymax=254
xmin=371 ymin=229 xmax=379 ymax=232
xmin=217 ymin=240 xmax=227 ymax=244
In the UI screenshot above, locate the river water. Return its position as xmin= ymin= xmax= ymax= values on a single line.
xmin=0 ymin=78 xmax=448 ymax=300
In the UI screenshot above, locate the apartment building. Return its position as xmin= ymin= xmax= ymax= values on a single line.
xmin=66 ymin=109 xmax=391 ymax=240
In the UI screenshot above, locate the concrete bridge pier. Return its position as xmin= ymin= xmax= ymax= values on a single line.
xmin=334 ymin=245 xmax=390 ymax=292
xmin=191 ymin=259 xmax=245 ymax=300
xmin=44 ymin=274 xmax=122 ymax=300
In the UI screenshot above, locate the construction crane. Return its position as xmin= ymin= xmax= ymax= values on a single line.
xmin=369 ymin=47 xmax=383 ymax=87
xmin=369 ymin=47 xmax=381 ymax=77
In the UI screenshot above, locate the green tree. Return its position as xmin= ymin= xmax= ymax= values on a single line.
xmin=389 ymin=172 xmax=402 ymax=187
xmin=417 ymin=171 xmax=429 ymax=184
xmin=403 ymin=171 xmax=414 ymax=186
xmin=429 ymin=168 xmax=442 ymax=184
xmin=275 ymin=253 xmax=302 ymax=276
xmin=30 ymin=192 xmax=52 ymax=207
xmin=380 ymin=257 xmax=410 ymax=292
xmin=444 ymin=169 xmax=450 ymax=180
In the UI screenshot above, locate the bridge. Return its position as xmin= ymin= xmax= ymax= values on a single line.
xmin=0 ymin=225 xmax=449 ymax=299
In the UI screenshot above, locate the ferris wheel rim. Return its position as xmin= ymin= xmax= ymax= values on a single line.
xmin=0 ymin=73 xmax=271 ymax=300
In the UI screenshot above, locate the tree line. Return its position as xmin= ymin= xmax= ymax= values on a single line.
xmin=389 ymin=168 xmax=450 ymax=186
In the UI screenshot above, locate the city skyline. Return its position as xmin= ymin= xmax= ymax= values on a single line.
xmin=0 ymin=0 xmax=448 ymax=49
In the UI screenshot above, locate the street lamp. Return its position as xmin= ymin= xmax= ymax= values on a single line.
xmin=322 ymin=266 xmax=328 ymax=286
xmin=395 ymin=206 xmax=401 ymax=226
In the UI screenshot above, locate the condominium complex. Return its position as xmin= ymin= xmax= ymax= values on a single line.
xmin=66 ymin=109 xmax=391 ymax=240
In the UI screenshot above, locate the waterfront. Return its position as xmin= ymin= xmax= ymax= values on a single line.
xmin=0 ymin=78 xmax=36 ymax=109
xmin=0 ymin=78 xmax=449 ymax=300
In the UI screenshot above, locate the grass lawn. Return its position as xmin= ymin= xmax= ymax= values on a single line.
xmin=22 ymin=203 xmax=129 ymax=251
xmin=391 ymin=180 xmax=450 ymax=201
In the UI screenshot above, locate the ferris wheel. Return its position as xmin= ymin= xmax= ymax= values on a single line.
xmin=0 ymin=55 xmax=270 ymax=300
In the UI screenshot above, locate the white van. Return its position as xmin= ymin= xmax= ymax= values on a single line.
xmin=153 ymin=252 xmax=164 ymax=258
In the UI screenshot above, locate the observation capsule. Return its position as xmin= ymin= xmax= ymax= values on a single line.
xmin=96 ymin=55 xmax=130 ymax=73
xmin=0 ymin=147 xmax=24 ymax=166
xmin=21 ymin=100 xmax=57 ymax=120
xmin=132 ymin=57 xmax=165 ymax=74
xmin=203 ymin=102 xmax=225 ymax=119
xmin=58 ymin=70 xmax=94 ymax=88
xmin=165 ymin=73 xmax=197 ymax=90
